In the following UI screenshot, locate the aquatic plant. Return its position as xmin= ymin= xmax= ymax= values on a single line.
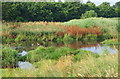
xmin=63 ymin=34 xmax=74 ymax=42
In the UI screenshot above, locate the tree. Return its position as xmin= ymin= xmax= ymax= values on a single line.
xmin=86 ymin=0 xmax=91 ymax=3
xmin=81 ymin=10 xmax=97 ymax=19
xmin=97 ymin=2 xmax=116 ymax=17
xmin=86 ymin=1 xmax=97 ymax=11
xmin=115 ymin=1 xmax=120 ymax=8
xmin=114 ymin=1 xmax=120 ymax=17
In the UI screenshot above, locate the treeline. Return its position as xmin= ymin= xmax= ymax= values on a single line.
xmin=2 ymin=2 xmax=120 ymax=22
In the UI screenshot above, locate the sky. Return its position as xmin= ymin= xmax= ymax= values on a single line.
xmin=55 ymin=0 xmax=119 ymax=6
xmin=82 ymin=0 xmax=120 ymax=6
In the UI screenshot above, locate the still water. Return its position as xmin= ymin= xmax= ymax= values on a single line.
xmin=81 ymin=44 xmax=118 ymax=54
xmin=17 ymin=42 xmax=118 ymax=70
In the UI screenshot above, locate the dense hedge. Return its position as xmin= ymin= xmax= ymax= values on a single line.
xmin=2 ymin=2 xmax=119 ymax=22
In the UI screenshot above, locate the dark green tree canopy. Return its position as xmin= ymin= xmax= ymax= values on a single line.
xmin=97 ymin=2 xmax=117 ymax=17
xmin=2 ymin=2 xmax=119 ymax=22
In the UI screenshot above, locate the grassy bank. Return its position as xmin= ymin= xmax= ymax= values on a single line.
xmin=2 ymin=46 xmax=118 ymax=77
xmin=3 ymin=17 xmax=119 ymax=45
xmin=1 ymin=17 xmax=119 ymax=77
xmin=2 ymin=53 xmax=118 ymax=77
xmin=64 ymin=17 xmax=119 ymax=38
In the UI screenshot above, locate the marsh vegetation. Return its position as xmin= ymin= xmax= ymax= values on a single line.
xmin=1 ymin=1 xmax=120 ymax=77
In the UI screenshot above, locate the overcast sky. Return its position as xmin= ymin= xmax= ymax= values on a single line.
xmin=82 ymin=0 xmax=120 ymax=6
xmin=56 ymin=0 xmax=119 ymax=6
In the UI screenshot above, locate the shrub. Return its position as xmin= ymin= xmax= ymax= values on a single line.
xmin=25 ymin=46 xmax=56 ymax=62
xmin=81 ymin=10 xmax=97 ymax=19
xmin=24 ymin=46 xmax=75 ymax=63
xmin=2 ymin=46 xmax=19 ymax=68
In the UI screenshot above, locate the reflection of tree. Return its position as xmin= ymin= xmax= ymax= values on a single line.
xmin=68 ymin=42 xmax=101 ymax=49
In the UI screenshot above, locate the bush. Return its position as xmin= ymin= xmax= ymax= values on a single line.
xmin=2 ymin=46 xmax=19 ymax=68
xmin=24 ymin=46 xmax=75 ymax=63
xmin=81 ymin=10 xmax=97 ymax=19
xmin=25 ymin=46 xmax=56 ymax=62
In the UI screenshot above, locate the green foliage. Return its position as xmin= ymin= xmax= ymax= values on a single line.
xmin=23 ymin=46 xmax=100 ymax=64
xmin=63 ymin=17 xmax=119 ymax=37
xmin=101 ymin=39 xmax=120 ymax=44
xmin=2 ymin=2 xmax=118 ymax=22
xmin=63 ymin=34 xmax=73 ymax=42
xmin=73 ymin=49 xmax=99 ymax=61
xmin=2 ymin=36 xmax=15 ymax=44
xmin=98 ymin=2 xmax=117 ymax=17
xmin=81 ymin=10 xmax=97 ymax=19
xmin=99 ymin=33 xmax=112 ymax=41
xmin=82 ymin=34 xmax=97 ymax=41
xmin=2 ymin=2 xmax=86 ymax=22
xmin=15 ymin=34 xmax=26 ymax=42
xmin=2 ymin=53 xmax=118 ymax=77
xmin=25 ymin=46 xmax=75 ymax=63
xmin=2 ymin=46 xmax=19 ymax=68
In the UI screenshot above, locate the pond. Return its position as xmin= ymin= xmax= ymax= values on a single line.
xmin=8 ymin=41 xmax=101 ymax=52
xmin=7 ymin=41 xmax=118 ymax=53
xmin=15 ymin=41 xmax=118 ymax=70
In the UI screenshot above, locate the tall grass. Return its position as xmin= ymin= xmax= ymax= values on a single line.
xmin=2 ymin=21 xmax=104 ymax=44
xmin=13 ymin=22 xmax=64 ymax=34
xmin=63 ymin=17 xmax=119 ymax=37
xmin=2 ymin=53 xmax=118 ymax=77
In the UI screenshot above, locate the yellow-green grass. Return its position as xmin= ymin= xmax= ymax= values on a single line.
xmin=2 ymin=17 xmax=119 ymax=37
xmin=2 ymin=21 xmax=64 ymax=36
xmin=63 ymin=17 xmax=119 ymax=37
xmin=101 ymin=39 xmax=120 ymax=44
xmin=2 ymin=53 xmax=118 ymax=77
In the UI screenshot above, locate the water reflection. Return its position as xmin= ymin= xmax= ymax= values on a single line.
xmin=18 ymin=51 xmax=35 ymax=70
xmin=18 ymin=61 xmax=35 ymax=70
xmin=7 ymin=41 xmax=118 ymax=53
xmin=16 ymin=42 xmax=118 ymax=70
xmin=81 ymin=44 xmax=118 ymax=54
xmin=18 ymin=51 xmax=27 ymax=56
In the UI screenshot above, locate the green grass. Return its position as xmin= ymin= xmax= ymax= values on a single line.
xmin=101 ymin=39 xmax=120 ymax=44
xmin=1 ymin=17 xmax=119 ymax=77
xmin=22 ymin=46 xmax=100 ymax=63
xmin=63 ymin=17 xmax=118 ymax=28
xmin=2 ymin=17 xmax=119 ymax=44
xmin=2 ymin=53 xmax=118 ymax=77
xmin=63 ymin=17 xmax=119 ymax=37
